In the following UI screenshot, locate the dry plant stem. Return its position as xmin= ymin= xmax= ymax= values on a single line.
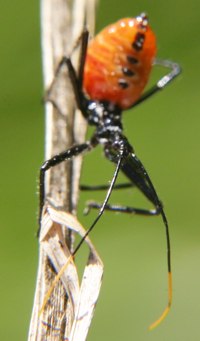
xmin=28 ymin=0 xmax=99 ymax=340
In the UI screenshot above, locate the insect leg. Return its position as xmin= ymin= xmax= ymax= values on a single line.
xmin=131 ymin=59 xmax=181 ymax=108
xmin=122 ymin=153 xmax=172 ymax=329
xmin=83 ymin=154 xmax=161 ymax=216
xmin=45 ymin=55 xmax=87 ymax=114
xmin=39 ymin=141 xmax=93 ymax=230
xmin=85 ymin=150 xmax=172 ymax=328
xmin=80 ymin=183 xmax=134 ymax=191
xmin=117 ymin=152 xmax=171 ymax=274
xmin=77 ymin=28 xmax=89 ymax=88
xmin=72 ymin=149 xmax=125 ymax=256
xmin=45 ymin=30 xmax=89 ymax=116
xmin=85 ymin=202 xmax=160 ymax=216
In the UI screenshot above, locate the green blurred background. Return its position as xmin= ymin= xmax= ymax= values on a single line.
xmin=0 ymin=0 xmax=200 ymax=340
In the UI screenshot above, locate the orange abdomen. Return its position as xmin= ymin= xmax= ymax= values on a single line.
xmin=83 ymin=15 xmax=157 ymax=109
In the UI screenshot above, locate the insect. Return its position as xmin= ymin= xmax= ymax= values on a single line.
xmin=39 ymin=13 xmax=181 ymax=329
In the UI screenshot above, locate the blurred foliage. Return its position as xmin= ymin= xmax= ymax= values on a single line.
xmin=0 ymin=0 xmax=200 ymax=340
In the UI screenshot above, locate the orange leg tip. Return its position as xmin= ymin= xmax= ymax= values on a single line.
xmin=148 ymin=271 xmax=172 ymax=330
xmin=39 ymin=254 xmax=74 ymax=316
xmin=148 ymin=305 xmax=170 ymax=331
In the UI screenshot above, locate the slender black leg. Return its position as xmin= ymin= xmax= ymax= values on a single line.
xmin=80 ymin=183 xmax=134 ymax=191
xmin=39 ymin=141 xmax=93 ymax=231
xmin=45 ymin=30 xmax=89 ymax=117
xmin=129 ymin=154 xmax=172 ymax=330
xmin=86 ymin=147 xmax=172 ymax=328
xmin=131 ymin=58 xmax=181 ymax=109
xmin=84 ymin=201 xmax=160 ymax=216
xmin=77 ymin=28 xmax=89 ymax=88
xmin=45 ymin=56 xmax=86 ymax=115
xmin=71 ymin=148 xmax=125 ymax=256
xmin=116 ymin=151 xmax=171 ymax=274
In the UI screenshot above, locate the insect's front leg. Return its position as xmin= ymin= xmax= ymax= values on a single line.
xmin=38 ymin=141 xmax=92 ymax=234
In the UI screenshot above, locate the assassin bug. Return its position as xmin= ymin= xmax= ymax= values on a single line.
xmin=39 ymin=13 xmax=181 ymax=329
